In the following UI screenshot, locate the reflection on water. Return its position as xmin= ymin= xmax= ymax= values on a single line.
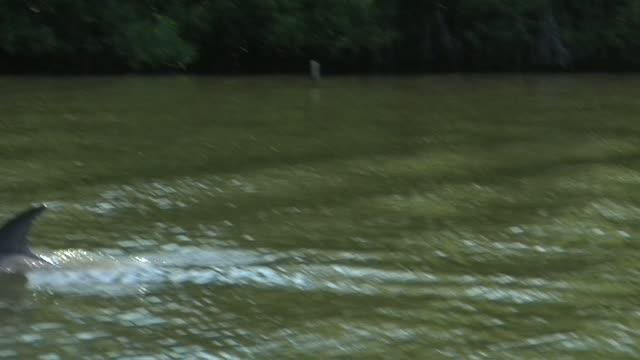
xmin=1 ymin=76 xmax=640 ymax=358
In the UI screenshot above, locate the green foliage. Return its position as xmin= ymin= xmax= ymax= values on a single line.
xmin=112 ymin=15 xmax=197 ymax=69
xmin=1 ymin=0 xmax=640 ymax=72
xmin=0 ymin=3 xmax=57 ymax=55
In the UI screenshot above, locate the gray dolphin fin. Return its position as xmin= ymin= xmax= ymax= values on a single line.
xmin=0 ymin=204 xmax=47 ymax=256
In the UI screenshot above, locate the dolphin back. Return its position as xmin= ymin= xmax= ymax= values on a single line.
xmin=0 ymin=204 xmax=47 ymax=256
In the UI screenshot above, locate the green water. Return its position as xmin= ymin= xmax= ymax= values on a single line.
xmin=1 ymin=75 xmax=640 ymax=359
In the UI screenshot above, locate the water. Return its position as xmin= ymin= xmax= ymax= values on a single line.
xmin=1 ymin=75 xmax=640 ymax=358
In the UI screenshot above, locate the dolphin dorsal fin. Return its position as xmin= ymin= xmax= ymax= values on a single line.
xmin=0 ymin=204 xmax=47 ymax=255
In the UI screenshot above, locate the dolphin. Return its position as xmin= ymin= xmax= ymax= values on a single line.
xmin=0 ymin=204 xmax=54 ymax=273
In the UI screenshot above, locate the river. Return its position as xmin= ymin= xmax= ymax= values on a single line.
xmin=0 ymin=75 xmax=639 ymax=358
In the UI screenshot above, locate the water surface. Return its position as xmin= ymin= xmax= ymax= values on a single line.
xmin=1 ymin=75 xmax=639 ymax=358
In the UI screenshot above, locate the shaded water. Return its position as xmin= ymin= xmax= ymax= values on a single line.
xmin=1 ymin=75 xmax=640 ymax=358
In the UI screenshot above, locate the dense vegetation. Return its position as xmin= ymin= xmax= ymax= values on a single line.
xmin=1 ymin=0 xmax=639 ymax=73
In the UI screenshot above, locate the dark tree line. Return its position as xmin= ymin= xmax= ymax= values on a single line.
xmin=1 ymin=0 xmax=639 ymax=73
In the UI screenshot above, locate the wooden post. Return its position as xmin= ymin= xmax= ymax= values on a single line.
xmin=310 ymin=59 xmax=321 ymax=81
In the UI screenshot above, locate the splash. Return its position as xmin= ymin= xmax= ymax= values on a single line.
xmin=23 ymin=246 xmax=566 ymax=304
